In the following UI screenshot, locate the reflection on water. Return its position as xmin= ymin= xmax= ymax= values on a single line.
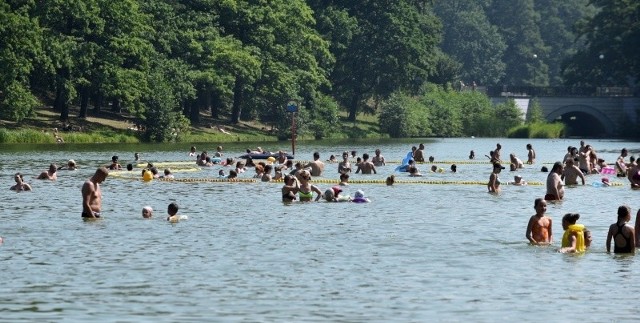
xmin=1 ymin=138 xmax=639 ymax=321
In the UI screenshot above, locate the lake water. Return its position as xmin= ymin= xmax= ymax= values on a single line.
xmin=1 ymin=138 xmax=640 ymax=322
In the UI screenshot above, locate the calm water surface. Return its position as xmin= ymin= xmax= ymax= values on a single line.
xmin=1 ymin=138 xmax=640 ymax=322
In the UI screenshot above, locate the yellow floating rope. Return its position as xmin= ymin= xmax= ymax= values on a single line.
xmin=136 ymin=161 xmax=197 ymax=167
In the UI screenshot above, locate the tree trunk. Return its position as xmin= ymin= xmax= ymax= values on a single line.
xmin=94 ymin=93 xmax=103 ymax=112
xmin=189 ymin=99 xmax=199 ymax=124
xmin=230 ymin=77 xmax=243 ymax=124
xmin=210 ymin=91 xmax=221 ymax=119
xmin=111 ymin=99 xmax=121 ymax=113
xmin=78 ymin=87 xmax=89 ymax=118
xmin=57 ymin=68 xmax=70 ymax=121
xmin=347 ymin=93 xmax=361 ymax=122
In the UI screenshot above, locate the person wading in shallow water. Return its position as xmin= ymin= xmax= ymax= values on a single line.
xmin=81 ymin=167 xmax=108 ymax=219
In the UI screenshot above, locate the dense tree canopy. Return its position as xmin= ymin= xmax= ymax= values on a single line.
xmin=0 ymin=0 xmax=637 ymax=141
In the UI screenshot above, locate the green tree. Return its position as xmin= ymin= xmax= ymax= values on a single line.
xmin=218 ymin=0 xmax=331 ymax=124
xmin=563 ymin=0 xmax=640 ymax=88
xmin=487 ymin=0 xmax=549 ymax=86
xmin=0 ymin=1 xmax=43 ymax=121
xmin=534 ymin=0 xmax=594 ymax=86
xmin=526 ymin=98 xmax=544 ymax=124
xmin=434 ymin=1 xmax=506 ymax=85
xmin=378 ymin=92 xmax=430 ymax=138
xmin=310 ymin=0 xmax=441 ymax=121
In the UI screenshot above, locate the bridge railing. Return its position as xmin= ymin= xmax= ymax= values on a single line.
xmin=484 ymin=86 xmax=636 ymax=97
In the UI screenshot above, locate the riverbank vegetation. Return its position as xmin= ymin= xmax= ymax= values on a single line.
xmin=0 ymin=1 xmax=636 ymax=143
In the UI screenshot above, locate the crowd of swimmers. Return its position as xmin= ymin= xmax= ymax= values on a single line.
xmin=5 ymin=140 xmax=640 ymax=252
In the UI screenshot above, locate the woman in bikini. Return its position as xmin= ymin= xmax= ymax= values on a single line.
xmin=297 ymin=170 xmax=322 ymax=202
xmin=606 ymin=205 xmax=635 ymax=253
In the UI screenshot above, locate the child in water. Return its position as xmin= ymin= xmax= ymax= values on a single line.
xmin=167 ymin=202 xmax=187 ymax=222
xmin=558 ymin=213 xmax=586 ymax=253
xmin=525 ymin=198 xmax=552 ymax=245
xmin=606 ymin=205 xmax=635 ymax=253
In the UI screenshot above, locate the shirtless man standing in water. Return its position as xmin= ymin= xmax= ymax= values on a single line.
xmin=82 ymin=167 xmax=108 ymax=218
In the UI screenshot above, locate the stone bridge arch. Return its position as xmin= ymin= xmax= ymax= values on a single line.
xmin=545 ymin=104 xmax=615 ymax=136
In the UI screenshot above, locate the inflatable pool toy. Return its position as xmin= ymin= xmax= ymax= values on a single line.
xmin=394 ymin=151 xmax=414 ymax=172
xmin=600 ymin=166 xmax=616 ymax=175
xmin=142 ymin=170 xmax=153 ymax=182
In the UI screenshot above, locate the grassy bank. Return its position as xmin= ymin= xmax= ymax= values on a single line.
xmin=0 ymin=107 xmax=385 ymax=144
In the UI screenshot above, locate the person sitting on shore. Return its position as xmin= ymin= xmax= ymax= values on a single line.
xmin=10 ymin=173 xmax=32 ymax=191
xmin=36 ymin=163 xmax=58 ymax=180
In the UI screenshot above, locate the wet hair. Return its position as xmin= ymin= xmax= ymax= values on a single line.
xmin=362 ymin=153 xmax=369 ymax=160
xmin=313 ymin=151 xmax=320 ymax=160
xmin=450 ymin=164 xmax=457 ymax=172
xmin=618 ymin=205 xmax=631 ymax=220
xmin=550 ymin=161 xmax=563 ymax=173
xmin=226 ymin=157 xmax=233 ymax=165
xmin=541 ymin=166 xmax=548 ymax=172
xmin=340 ymin=173 xmax=349 ymax=180
xmin=255 ymin=164 xmax=264 ymax=173
xmin=430 ymin=165 xmax=437 ymax=172
xmin=126 ymin=163 xmax=133 ymax=171
xmin=168 ymin=202 xmax=179 ymax=215
xmin=562 ymin=213 xmax=580 ymax=224
xmin=284 ymin=174 xmax=294 ymax=183
xmin=534 ymin=197 xmax=545 ymax=208
xmin=264 ymin=164 xmax=273 ymax=174
xmin=526 ymin=144 xmax=532 ymax=149
xmin=150 ymin=167 xmax=158 ymax=175
xmin=409 ymin=166 xmax=419 ymax=174
xmin=386 ymin=175 xmax=395 ymax=185
xmin=630 ymin=156 xmax=636 ymax=163
xmin=228 ymin=170 xmax=238 ymax=178
xmin=164 ymin=168 xmax=171 ymax=175
xmin=428 ymin=156 xmax=435 ymax=162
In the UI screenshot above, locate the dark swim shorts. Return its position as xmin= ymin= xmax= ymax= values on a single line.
xmin=81 ymin=211 xmax=101 ymax=218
